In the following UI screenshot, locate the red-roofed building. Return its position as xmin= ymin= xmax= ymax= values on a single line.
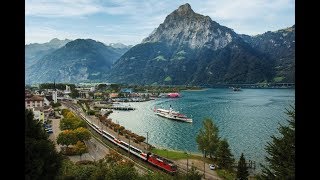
xmin=25 ymin=95 xmax=44 ymax=109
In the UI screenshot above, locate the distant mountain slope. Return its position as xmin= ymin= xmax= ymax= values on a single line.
xmin=109 ymin=43 xmax=133 ymax=49
xmin=240 ymin=25 xmax=295 ymax=82
xmin=26 ymin=39 xmax=128 ymax=84
xmin=25 ymin=38 xmax=71 ymax=68
xmin=26 ymin=4 xmax=294 ymax=85
xmin=107 ymin=3 xmax=276 ymax=85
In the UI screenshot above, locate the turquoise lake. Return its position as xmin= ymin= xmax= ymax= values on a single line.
xmin=109 ymin=88 xmax=295 ymax=170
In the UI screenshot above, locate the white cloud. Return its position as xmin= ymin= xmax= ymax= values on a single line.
xmin=25 ymin=0 xmax=294 ymax=44
xmin=25 ymin=26 xmax=77 ymax=44
xmin=26 ymin=0 xmax=102 ymax=17
xmin=196 ymin=0 xmax=294 ymax=34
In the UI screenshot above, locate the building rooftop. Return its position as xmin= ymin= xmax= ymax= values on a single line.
xmin=25 ymin=95 xmax=44 ymax=101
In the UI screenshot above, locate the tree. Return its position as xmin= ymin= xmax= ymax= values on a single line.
xmin=65 ymin=111 xmax=75 ymax=118
xmin=215 ymin=139 xmax=234 ymax=169
xmin=74 ymin=127 xmax=91 ymax=141
xmin=196 ymin=118 xmax=220 ymax=158
xmin=186 ymin=165 xmax=202 ymax=180
xmin=259 ymin=107 xmax=295 ymax=179
xmin=97 ymin=83 xmax=107 ymax=90
xmin=59 ymin=118 xmax=75 ymax=130
xmin=70 ymin=88 xmax=79 ymax=98
xmin=74 ymin=141 xmax=88 ymax=160
xmin=237 ymin=153 xmax=249 ymax=180
xmin=60 ymin=117 xmax=86 ymax=130
xmin=110 ymin=83 xmax=120 ymax=92
xmin=61 ymin=109 xmax=71 ymax=117
xmin=57 ymin=130 xmax=77 ymax=147
xmin=25 ymin=109 xmax=63 ymax=180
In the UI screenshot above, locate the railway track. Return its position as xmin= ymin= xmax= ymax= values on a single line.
xmin=61 ymin=101 xmax=176 ymax=176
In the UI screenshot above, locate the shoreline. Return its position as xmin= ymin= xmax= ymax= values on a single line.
xmin=108 ymin=102 xmax=203 ymax=157
xmin=181 ymin=88 xmax=208 ymax=92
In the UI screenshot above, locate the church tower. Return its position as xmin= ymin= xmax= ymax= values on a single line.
xmin=52 ymin=80 xmax=57 ymax=103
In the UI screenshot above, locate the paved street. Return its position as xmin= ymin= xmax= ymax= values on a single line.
xmin=48 ymin=117 xmax=62 ymax=152
xmin=68 ymin=138 xmax=110 ymax=162
xmin=175 ymin=159 xmax=221 ymax=180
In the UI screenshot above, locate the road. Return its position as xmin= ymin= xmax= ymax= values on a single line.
xmin=175 ymin=159 xmax=221 ymax=180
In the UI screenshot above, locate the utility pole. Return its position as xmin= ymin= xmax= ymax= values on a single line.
xmin=128 ymin=137 xmax=130 ymax=158
xmin=117 ymin=121 xmax=120 ymax=139
xmin=203 ymin=149 xmax=206 ymax=179
xmin=146 ymin=131 xmax=148 ymax=150
xmin=185 ymin=151 xmax=189 ymax=175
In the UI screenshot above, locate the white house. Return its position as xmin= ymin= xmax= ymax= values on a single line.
xmin=32 ymin=107 xmax=45 ymax=122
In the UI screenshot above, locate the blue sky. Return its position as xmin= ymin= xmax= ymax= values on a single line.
xmin=26 ymin=0 xmax=295 ymax=45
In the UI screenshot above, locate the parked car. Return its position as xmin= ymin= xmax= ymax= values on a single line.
xmin=46 ymin=129 xmax=53 ymax=134
xmin=209 ymin=164 xmax=216 ymax=170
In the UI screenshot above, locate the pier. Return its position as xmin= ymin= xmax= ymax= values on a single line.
xmin=110 ymin=105 xmax=135 ymax=111
xmin=205 ymin=83 xmax=295 ymax=89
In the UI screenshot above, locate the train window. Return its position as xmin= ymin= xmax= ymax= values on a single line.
xmin=131 ymin=148 xmax=140 ymax=154
xmin=121 ymin=142 xmax=129 ymax=148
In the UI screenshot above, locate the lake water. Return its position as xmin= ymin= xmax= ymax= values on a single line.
xmin=109 ymin=88 xmax=295 ymax=170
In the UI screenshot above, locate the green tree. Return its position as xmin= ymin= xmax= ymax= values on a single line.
xmin=196 ymin=118 xmax=220 ymax=158
xmin=50 ymin=101 xmax=61 ymax=108
xmin=215 ymin=139 xmax=234 ymax=169
xmin=61 ymin=109 xmax=71 ymax=117
xmin=60 ymin=117 xmax=86 ymax=130
xmin=110 ymin=83 xmax=120 ymax=92
xmin=186 ymin=165 xmax=202 ymax=180
xmin=57 ymin=130 xmax=78 ymax=147
xmin=74 ymin=127 xmax=91 ymax=141
xmin=73 ymin=164 xmax=97 ymax=180
xmin=237 ymin=153 xmax=249 ymax=180
xmin=59 ymin=117 xmax=75 ymax=130
xmin=259 ymin=107 xmax=295 ymax=179
xmin=107 ymin=164 xmax=138 ymax=180
xmin=74 ymin=141 xmax=88 ymax=160
xmin=97 ymin=83 xmax=107 ymax=90
xmin=25 ymin=109 xmax=63 ymax=180
xmin=70 ymin=88 xmax=79 ymax=98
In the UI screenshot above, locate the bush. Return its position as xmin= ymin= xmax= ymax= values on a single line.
xmin=119 ymin=126 xmax=125 ymax=131
xmin=51 ymin=102 xmax=61 ymax=108
xmin=75 ymin=160 xmax=94 ymax=165
xmin=87 ymin=110 xmax=95 ymax=115
xmin=136 ymin=136 xmax=146 ymax=143
xmin=61 ymin=146 xmax=77 ymax=156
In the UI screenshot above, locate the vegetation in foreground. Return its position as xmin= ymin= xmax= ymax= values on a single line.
xmin=25 ymin=109 xmax=63 ymax=180
xmin=237 ymin=153 xmax=249 ymax=180
xmin=216 ymin=169 xmax=236 ymax=180
xmin=56 ymin=149 xmax=202 ymax=180
xmin=258 ymin=106 xmax=295 ymax=179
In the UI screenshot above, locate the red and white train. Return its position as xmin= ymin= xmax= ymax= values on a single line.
xmin=78 ymin=112 xmax=177 ymax=174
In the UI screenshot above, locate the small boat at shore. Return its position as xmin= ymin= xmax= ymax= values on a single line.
xmin=231 ymin=87 xmax=241 ymax=91
xmin=154 ymin=106 xmax=192 ymax=123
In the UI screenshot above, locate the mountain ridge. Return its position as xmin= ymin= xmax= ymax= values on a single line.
xmin=25 ymin=3 xmax=294 ymax=85
xmin=26 ymin=39 xmax=130 ymax=84
xmin=107 ymin=3 xmax=289 ymax=85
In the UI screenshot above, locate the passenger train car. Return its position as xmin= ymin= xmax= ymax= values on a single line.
xmin=75 ymin=109 xmax=177 ymax=174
